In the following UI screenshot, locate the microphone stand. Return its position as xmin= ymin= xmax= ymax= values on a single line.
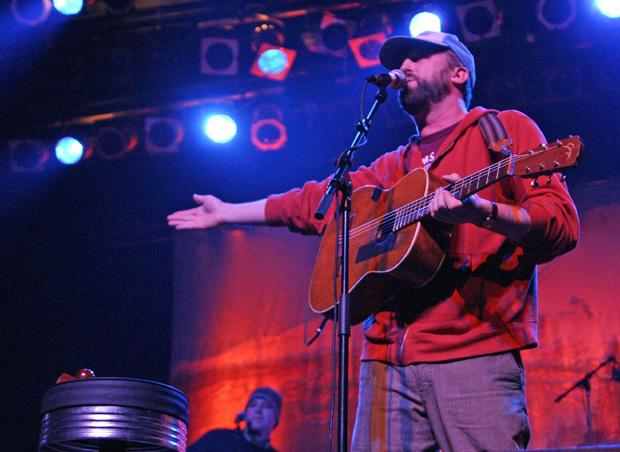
xmin=554 ymin=356 xmax=616 ymax=444
xmin=314 ymin=85 xmax=388 ymax=452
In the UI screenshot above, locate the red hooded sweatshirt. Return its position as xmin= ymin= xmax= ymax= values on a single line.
xmin=265 ymin=107 xmax=579 ymax=364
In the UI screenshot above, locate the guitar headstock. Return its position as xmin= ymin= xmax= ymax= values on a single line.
xmin=514 ymin=136 xmax=583 ymax=178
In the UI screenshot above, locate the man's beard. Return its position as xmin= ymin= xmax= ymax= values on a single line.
xmin=399 ymin=68 xmax=452 ymax=118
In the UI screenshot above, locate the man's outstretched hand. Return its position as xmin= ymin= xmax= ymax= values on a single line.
xmin=167 ymin=194 xmax=225 ymax=230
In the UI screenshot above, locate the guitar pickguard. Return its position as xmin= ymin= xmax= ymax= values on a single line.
xmin=355 ymin=232 xmax=397 ymax=263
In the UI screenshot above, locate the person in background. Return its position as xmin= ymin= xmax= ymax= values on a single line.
xmin=189 ymin=387 xmax=282 ymax=452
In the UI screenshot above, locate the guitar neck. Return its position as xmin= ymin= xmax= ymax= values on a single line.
xmin=392 ymin=154 xmax=515 ymax=231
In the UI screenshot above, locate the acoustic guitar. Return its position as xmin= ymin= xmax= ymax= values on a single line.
xmin=308 ymin=136 xmax=583 ymax=325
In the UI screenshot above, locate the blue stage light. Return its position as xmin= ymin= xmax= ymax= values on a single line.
xmin=52 ymin=0 xmax=83 ymax=15
xmin=595 ymin=0 xmax=620 ymax=18
xmin=251 ymin=44 xmax=297 ymax=81
xmin=409 ymin=12 xmax=442 ymax=37
xmin=257 ymin=48 xmax=289 ymax=75
xmin=55 ymin=137 xmax=84 ymax=165
xmin=203 ymin=114 xmax=238 ymax=144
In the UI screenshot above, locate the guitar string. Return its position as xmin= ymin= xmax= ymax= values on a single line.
xmin=338 ymin=155 xmax=516 ymax=242
xmin=347 ymin=155 xmax=515 ymax=241
xmin=339 ymin=166 xmax=506 ymax=243
xmin=336 ymin=139 xmax=573 ymax=243
xmin=389 ymin=150 xmax=549 ymax=227
xmin=342 ymin=162 xmax=505 ymax=242
xmin=338 ymin=159 xmax=510 ymax=244
xmin=341 ymin=143 xmax=568 ymax=242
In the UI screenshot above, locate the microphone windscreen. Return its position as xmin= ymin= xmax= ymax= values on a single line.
xmin=389 ymin=69 xmax=407 ymax=89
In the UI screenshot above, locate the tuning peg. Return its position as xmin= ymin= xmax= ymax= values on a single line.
xmin=531 ymin=178 xmax=540 ymax=188
xmin=561 ymin=174 xmax=567 ymax=182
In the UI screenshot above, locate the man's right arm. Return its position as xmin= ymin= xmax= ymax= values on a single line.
xmin=168 ymin=147 xmax=407 ymax=233
xmin=167 ymin=194 xmax=266 ymax=230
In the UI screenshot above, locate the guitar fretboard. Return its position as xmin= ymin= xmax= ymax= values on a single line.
xmin=392 ymin=155 xmax=515 ymax=231
xmin=347 ymin=154 xmax=516 ymax=241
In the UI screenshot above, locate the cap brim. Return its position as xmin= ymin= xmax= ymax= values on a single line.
xmin=379 ymin=36 xmax=448 ymax=70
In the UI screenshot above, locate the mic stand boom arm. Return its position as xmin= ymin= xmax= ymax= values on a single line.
xmin=554 ymin=356 xmax=616 ymax=443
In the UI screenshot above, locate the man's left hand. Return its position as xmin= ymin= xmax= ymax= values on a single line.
xmin=429 ymin=173 xmax=490 ymax=225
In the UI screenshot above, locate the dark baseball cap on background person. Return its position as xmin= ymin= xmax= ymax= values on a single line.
xmin=379 ymin=31 xmax=476 ymax=91
xmin=245 ymin=387 xmax=283 ymax=426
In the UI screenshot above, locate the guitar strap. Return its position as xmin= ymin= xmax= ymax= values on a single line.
xmin=478 ymin=111 xmax=516 ymax=198
xmin=403 ymin=111 xmax=512 ymax=173
xmin=478 ymin=111 xmax=513 ymax=159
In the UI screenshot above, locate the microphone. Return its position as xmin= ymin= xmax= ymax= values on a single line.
xmin=366 ymin=69 xmax=406 ymax=89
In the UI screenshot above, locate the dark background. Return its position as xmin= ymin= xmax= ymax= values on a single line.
xmin=1 ymin=0 xmax=619 ymax=450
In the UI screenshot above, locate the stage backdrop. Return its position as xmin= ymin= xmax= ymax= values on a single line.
xmin=171 ymin=181 xmax=620 ymax=451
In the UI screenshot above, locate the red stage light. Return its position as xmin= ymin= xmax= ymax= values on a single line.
xmin=93 ymin=126 xmax=138 ymax=160
xmin=251 ymin=118 xmax=288 ymax=152
xmin=348 ymin=32 xmax=386 ymax=68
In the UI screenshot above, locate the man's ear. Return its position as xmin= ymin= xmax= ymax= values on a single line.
xmin=451 ymin=66 xmax=469 ymax=86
